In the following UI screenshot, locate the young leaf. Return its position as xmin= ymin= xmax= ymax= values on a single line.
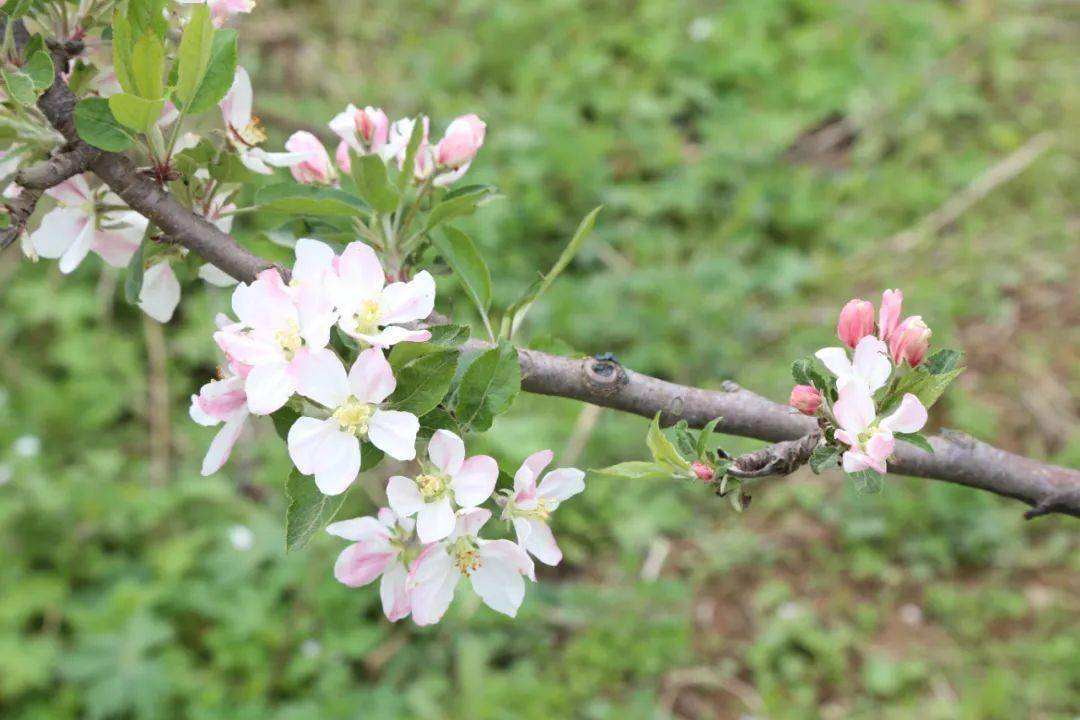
xmin=24 ymin=51 xmax=54 ymax=90
xmin=673 ymin=421 xmax=696 ymax=459
xmin=108 ymin=93 xmax=165 ymax=133
xmin=435 ymin=226 xmax=493 ymax=326
xmin=455 ymin=340 xmax=521 ymax=432
xmin=848 ymin=469 xmax=885 ymax=494
xmin=424 ymin=185 xmax=498 ymax=232
xmin=388 ymin=345 xmax=459 ymax=416
xmin=395 ymin=117 xmax=425 ymax=191
xmin=895 ymin=432 xmax=934 ymax=454
xmin=174 ymin=3 xmax=215 ymax=109
xmin=111 ymin=12 xmax=136 ymax=94
xmin=809 ymin=445 xmax=841 ymax=474
xmin=646 ymin=412 xmax=693 ymax=472
xmin=74 ymin=98 xmax=135 ymax=152
xmin=589 ymin=461 xmax=674 ymax=482
xmin=255 ymin=184 xmax=369 ymax=217
xmin=130 ymin=32 xmax=165 ymax=100
xmin=285 ymin=470 xmax=347 ymax=552
xmin=182 ymin=30 xmax=237 ymax=115
xmin=1 ymin=68 xmax=36 ymax=106
xmin=271 ymin=406 xmax=300 ymax=442
xmin=923 ymin=349 xmax=964 ymax=375
xmin=418 ymin=406 xmax=462 ymax=439
xmin=128 ymin=0 xmax=169 ymax=39
xmin=695 ymin=416 xmax=724 ymax=459
xmin=352 ymin=153 xmax=400 ymax=214
xmin=892 ymin=366 xmax=964 ymax=410
xmin=425 ymin=324 xmax=471 ymax=347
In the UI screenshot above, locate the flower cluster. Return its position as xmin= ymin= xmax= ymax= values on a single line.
xmin=190 ymin=238 xmax=584 ymax=623
xmin=789 ymin=289 xmax=944 ymax=477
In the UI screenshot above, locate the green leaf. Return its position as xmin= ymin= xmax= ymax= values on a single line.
xmin=123 ymin=227 xmax=151 ymax=304
xmin=792 ymin=356 xmax=833 ymax=397
xmin=435 ymin=227 xmax=492 ymax=326
xmin=895 ymin=432 xmax=934 ymax=454
xmin=396 ymin=117 xmax=425 ymax=191
xmin=646 ymin=412 xmax=692 ymax=472
xmin=418 ymin=406 xmax=462 ymax=439
xmin=506 ymin=206 xmax=601 ymax=336
xmin=424 ymin=185 xmax=498 ymax=232
xmin=673 ymin=421 xmax=696 ymax=459
xmin=1 ymin=68 xmax=36 ymax=106
xmin=271 ymin=406 xmax=300 ymax=442
xmin=24 ymin=51 xmax=54 ymax=90
xmin=74 ymin=98 xmax=135 ymax=152
xmin=454 ymin=340 xmax=521 ymax=432
xmin=695 ymin=416 xmax=724 ymax=458
xmin=923 ymin=349 xmax=964 ymax=375
xmin=255 ymin=184 xmax=369 ymax=217
xmin=426 ymin=324 xmax=471 ymax=347
xmin=130 ymin=31 xmax=165 ymax=100
xmin=388 ymin=345 xmax=459 ymax=416
xmin=352 ymin=153 xmax=400 ymax=214
xmin=891 ymin=366 xmax=964 ymax=410
xmin=108 ymin=93 xmax=164 ymax=133
xmin=111 ymin=13 xmax=136 ymax=94
xmin=182 ymin=29 xmax=237 ymax=115
xmin=809 ymin=445 xmax=841 ymax=474
xmin=128 ymin=0 xmax=168 ymax=40
xmin=285 ymin=470 xmax=346 ymax=552
xmin=174 ymin=3 xmax=215 ymax=108
xmin=589 ymin=461 xmax=674 ymax=482
xmin=1 ymin=0 xmax=38 ymax=18
xmin=848 ymin=469 xmax=885 ymax=494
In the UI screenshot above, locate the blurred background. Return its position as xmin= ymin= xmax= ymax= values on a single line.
xmin=2 ymin=0 xmax=1079 ymax=718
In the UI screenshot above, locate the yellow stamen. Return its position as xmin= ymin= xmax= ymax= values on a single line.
xmin=453 ymin=546 xmax=482 ymax=576
xmin=352 ymin=298 xmax=382 ymax=336
xmin=332 ymin=398 xmax=372 ymax=435
xmin=274 ymin=320 xmax=303 ymax=360
xmin=416 ymin=473 xmax=448 ymax=501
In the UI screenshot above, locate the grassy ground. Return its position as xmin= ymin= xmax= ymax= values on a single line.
xmin=1 ymin=0 xmax=1078 ymax=718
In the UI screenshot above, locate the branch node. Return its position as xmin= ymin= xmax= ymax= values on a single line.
xmin=581 ymin=356 xmax=627 ymax=397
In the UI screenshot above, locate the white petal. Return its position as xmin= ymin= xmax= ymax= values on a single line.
xmin=832 ymin=382 xmax=876 ymax=435
xmin=815 ymin=347 xmax=852 ymax=379
xmin=223 ymin=66 xmax=253 ymax=130
xmin=471 ymin=540 xmax=534 ymax=617
xmin=45 ymin=175 xmax=91 ymax=206
xmin=368 ymin=410 xmax=419 ymax=461
xmin=452 ymin=507 xmax=492 ymax=540
xmin=138 ymin=262 xmax=181 ymax=323
xmin=428 ymin=429 xmax=465 ymax=476
xmin=452 ymin=455 xmax=498 ymax=507
xmin=326 ymin=516 xmax=390 ymax=543
xmin=292 ymin=238 xmax=335 ymax=285
xmin=200 ymin=410 xmax=248 ymax=476
xmin=287 ymin=416 xmax=359 ymax=495
xmin=409 ymin=546 xmax=459 ymax=626
xmin=378 ymin=270 xmax=436 ymax=325
xmin=537 ymin=468 xmax=586 ymax=504
xmin=416 ymin=496 xmax=456 ymax=544
xmin=852 ymin=335 xmax=892 ymax=392
xmin=521 ymin=518 xmax=562 ymax=566
xmin=31 ymin=208 xmax=88 ymax=260
xmin=335 ymin=242 xmax=385 ymax=300
xmin=353 ymin=326 xmax=432 ymax=348
xmin=92 ymin=228 xmax=141 ymax=268
xmin=244 ymin=360 xmax=295 ymax=415
xmin=58 ymin=216 xmax=97 ymax=274
xmin=198 ymin=263 xmax=238 ymax=287
xmin=291 ymin=348 xmax=349 ymax=408
xmin=333 ymin=542 xmax=393 ymax=587
xmin=842 ymin=450 xmax=872 ymax=474
xmin=385 ymin=475 xmax=425 ymax=518
xmin=881 ymin=393 xmax=928 ymax=434
xmin=348 ymin=348 xmax=396 ymax=404
xmin=379 ymin=562 xmax=411 ymax=621
xmin=232 ymin=270 xmax=296 ymax=332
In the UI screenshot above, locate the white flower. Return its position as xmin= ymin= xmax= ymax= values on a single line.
xmin=833 ymin=382 xmax=928 ymax=474
xmin=220 ymin=67 xmax=309 ymax=174
xmin=327 ymin=507 xmax=416 ymax=622
xmin=499 ymin=449 xmax=585 ymax=566
xmin=816 ymin=335 xmax=892 ymax=393
xmin=409 ymin=508 xmax=535 ymax=625
xmin=386 ymin=429 xmax=498 ymax=544
xmin=189 ymin=367 xmax=250 ymax=475
xmin=287 ymin=348 xmax=419 ymax=495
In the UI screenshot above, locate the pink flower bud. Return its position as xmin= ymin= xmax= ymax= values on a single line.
xmin=789 ymin=384 xmax=823 ymax=415
xmin=889 ymin=316 xmax=932 ymax=366
xmin=878 ymin=288 xmax=903 ymax=341
xmin=691 ymin=461 xmax=715 ymax=483
xmin=435 ymin=114 xmax=486 ymax=169
xmin=837 ymin=298 xmax=876 ymax=349
xmin=356 ymin=107 xmax=389 ymax=148
xmin=284 ymin=131 xmax=333 ymax=185
xmin=335 ymin=140 xmax=351 ymax=174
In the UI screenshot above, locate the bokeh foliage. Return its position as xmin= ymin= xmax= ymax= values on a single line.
xmin=1 ymin=0 xmax=1078 ymax=718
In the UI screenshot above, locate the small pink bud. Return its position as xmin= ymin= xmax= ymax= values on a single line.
xmin=691 ymin=461 xmax=715 ymax=483
xmin=356 ymin=107 xmax=389 ymax=147
xmin=789 ymin=384 xmax=823 ymax=415
xmin=285 ymin=131 xmax=333 ymax=185
xmin=889 ymin=316 xmax=932 ymax=366
xmin=837 ymin=299 xmax=876 ymax=349
xmin=878 ymin=288 xmax=904 ymax=341
xmin=335 ymin=140 xmax=351 ymax=174
xmin=435 ymin=113 xmax=486 ymax=169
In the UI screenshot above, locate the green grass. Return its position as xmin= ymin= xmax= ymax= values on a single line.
xmin=1 ymin=0 xmax=1078 ymax=717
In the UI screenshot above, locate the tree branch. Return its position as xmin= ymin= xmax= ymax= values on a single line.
xmin=8 ymin=21 xmax=1076 ymax=518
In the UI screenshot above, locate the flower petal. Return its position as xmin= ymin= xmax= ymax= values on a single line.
xmin=379 ymin=562 xmax=411 ymax=622
xmin=244 ymin=360 xmax=295 ymax=415
xmin=348 ymin=348 xmax=396 ymax=404
xmin=292 ymin=347 xmax=349 ymax=409
xmin=427 ymin=429 xmax=465 ymax=476
xmin=832 ymin=381 xmax=876 ymax=435
xmin=367 ymin=410 xmax=418 ymax=461
xmin=333 ymin=542 xmax=393 ymax=587
xmin=815 ymin=347 xmax=852 ymax=379
xmin=852 ymin=336 xmax=892 ymax=392
xmin=416 ymin=496 xmax=456 ymax=544
xmin=385 ymin=475 xmax=425 ymax=518
xmin=326 ymin=515 xmax=390 ymax=543
xmin=842 ymin=450 xmax=873 ymax=474
xmin=287 ymin=417 xmax=363 ymax=494
xmin=537 ymin=468 xmax=585 ymax=504
xmin=31 ymin=208 xmax=88 ymax=260
xmin=292 ymin=238 xmax=335 ymax=285
xmin=881 ymin=393 xmax=928 ymax=435
xmin=453 ymin=507 xmax=492 ymax=540
xmin=138 ymin=262 xmax=181 ymax=323
xmin=200 ymin=410 xmax=247 ymax=476
xmin=520 ymin=518 xmax=562 ymax=566
xmin=451 ymin=455 xmax=497 ymax=507
xmin=334 ymin=242 xmax=385 ymax=303
xmin=471 ymin=539 xmax=534 ymax=617
xmin=409 ymin=546 xmax=459 ymax=626
xmin=58 ymin=215 xmax=97 ymax=274
xmin=378 ymin=270 xmax=436 ymax=325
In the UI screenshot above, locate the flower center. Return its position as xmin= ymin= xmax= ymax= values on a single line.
xmin=508 ymin=497 xmax=552 ymax=522
xmin=274 ymin=320 xmax=303 ymax=360
xmin=333 ymin=397 xmax=372 ymax=435
xmin=416 ymin=473 xmax=448 ymax=501
xmin=232 ymin=118 xmax=267 ymax=148
xmin=351 ymin=298 xmax=382 ymax=336
xmin=451 ymin=538 xmax=481 ymax=576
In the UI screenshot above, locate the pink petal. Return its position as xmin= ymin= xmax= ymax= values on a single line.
xmin=832 ymin=382 xmax=876 ymax=435
xmin=471 ymin=539 xmax=533 ymax=617
xmin=842 ymin=450 xmax=873 ymax=474
xmin=326 ymin=515 xmax=390 ymax=543
xmin=427 ymin=429 xmax=465 ymax=476
xmin=292 ymin=238 xmax=336 ymax=285
xmin=518 ymin=517 xmax=562 ymax=566
xmin=852 ymin=336 xmax=892 ymax=392
xmin=865 ymin=431 xmax=896 ymax=468
xmin=378 ymin=271 xmax=436 ymax=325
xmin=232 ymin=270 xmax=296 ymax=332
xmin=200 ymin=410 xmax=247 ymax=476
xmin=814 ymin=347 xmax=852 ymax=380
xmin=452 ymin=455 xmax=498 ymax=507
xmin=537 ymin=468 xmax=585 ymax=504
xmin=379 ymin=562 xmax=411 ymax=622
xmin=45 ymin=175 xmax=91 ymax=206
xmin=137 ymin=262 xmax=181 ymax=323
xmin=881 ymin=393 xmax=928 ymax=434
xmin=333 ymin=542 xmax=394 ymax=587
xmin=30 ymin=208 xmax=88 ymax=260
xmin=347 ymin=348 xmax=396 ymax=404
xmin=286 ymin=416 xmax=360 ymax=495
xmin=335 ymin=242 xmax=385 ymax=299
xmin=452 ymin=507 xmax=492 ymax=540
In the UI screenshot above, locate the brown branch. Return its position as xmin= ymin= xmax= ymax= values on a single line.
xmin=7 ymin=21 xmax=1077 ymax=518
xmin=729 ymin=432 xmax=821 ymax=479
xmin=1 ymin=146 xmax=100 ymax=249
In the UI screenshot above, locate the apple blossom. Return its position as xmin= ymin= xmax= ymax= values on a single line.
xmin=177 ymin=0 xmax=256 ymax=26
xmin=138 ymin=261 xmax=182 ymax=323
xmin=833 ymin=382 xmax=928 ymax=474
xmin=789 ymin=384 xmax=822 ymax=415
xmin=329 ymin=105 xmax=398 ymax=167
xmin=878 ymin=289 xmax=903 ymax=341
xmin=498 ymin=449 xmax=585 ymax=565
xmin=409 ymin=508 xmax=535 ymax=625
xmin=285 ymin=131 xmax=335 ymax=185
xmin=189 ymin=367 xmax=250 ymax=476
xmin=386 ymin=429 xmax=498 ymax=544
xmin=836 ymin=298 xmax=876 ymax=349
xmin=329 ymin=242 xmax=434 ymax=347
xmin=435 ymin=114 xmax=486 ymax=169
xmin=816 ymin=335 xmax=892 ymax=393
xmin=287 ymin=348 xmax=419 ymax=495
xmin=327 ymin=508 xmax=416 ymax=622
xmin=390 ymin=116 xmax=432 ymax=181
xmin=889 ymin=316 xmax=932 ymax=367
xmin=221 ymin=67 xmax=309 ymax=174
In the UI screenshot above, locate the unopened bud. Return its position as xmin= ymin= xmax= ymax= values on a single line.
xmin=691 ymin=461 xmax=715 ymax=482
xmin=789 ymin=384 xmax=823 ymax=415
xmin=837 ymin=299 xmax=876 ymax=349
